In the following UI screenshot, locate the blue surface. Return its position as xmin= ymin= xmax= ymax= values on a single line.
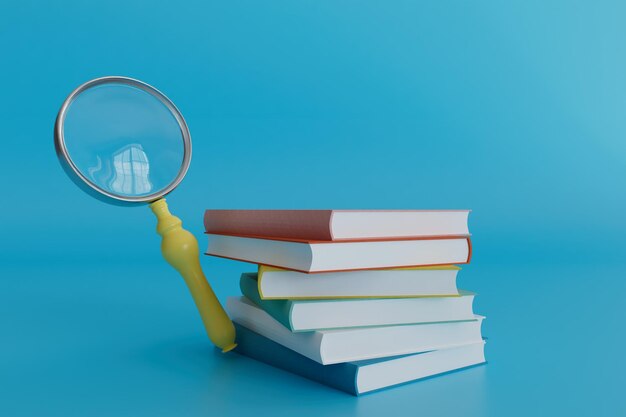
xmin=1 ymin=1 xmax=626 ymax=416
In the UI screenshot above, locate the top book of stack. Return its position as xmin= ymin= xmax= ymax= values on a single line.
xmin=204 ymin=210 xmax=470 ymax=241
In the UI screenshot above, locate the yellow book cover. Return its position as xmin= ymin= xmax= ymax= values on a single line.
xmin=256 ymin=265 xmax=462 ymax=300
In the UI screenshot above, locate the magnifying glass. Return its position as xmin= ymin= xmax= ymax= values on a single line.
xmin=54 ymin=76 xmax=236 ymax=352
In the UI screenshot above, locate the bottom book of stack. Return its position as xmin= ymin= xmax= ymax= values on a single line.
xmin=229 ymin=296 xmax=486 ymax=395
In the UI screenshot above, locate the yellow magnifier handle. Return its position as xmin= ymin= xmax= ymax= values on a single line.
xmin=150 ymin=198 xmax=237 ymax=352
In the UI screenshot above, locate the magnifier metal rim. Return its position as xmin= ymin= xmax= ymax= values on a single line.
xmin=54 ymin=76 xmax=192 ymax=204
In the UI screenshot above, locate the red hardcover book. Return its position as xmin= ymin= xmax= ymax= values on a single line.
xmin=204 ymin=210 xmax=470 ymax=241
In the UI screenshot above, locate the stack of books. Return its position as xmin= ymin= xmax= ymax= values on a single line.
xmin=204 ymin=210 xmax=485 ymax=395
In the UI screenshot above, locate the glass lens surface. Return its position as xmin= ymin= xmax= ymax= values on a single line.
xmin=62 ymin=83 xmax=185 ymax=199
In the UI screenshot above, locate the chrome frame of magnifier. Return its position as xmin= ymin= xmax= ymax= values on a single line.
xmin=54 ymin=76 xmax=192 ymax=206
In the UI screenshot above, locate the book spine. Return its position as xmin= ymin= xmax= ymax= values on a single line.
xmin=239 ymin=273 xmax=294 ymax=330
xmin=234 ymin=324 xmax=358 ymax=395
xmin=204 ymin=210 xmax=334 ymax=241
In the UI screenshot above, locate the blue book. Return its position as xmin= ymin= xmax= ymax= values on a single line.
xmin=234 ymin=323 xmax=486 ymax=396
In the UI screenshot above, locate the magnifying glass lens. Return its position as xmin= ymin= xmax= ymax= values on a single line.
xmin=62 ymin=83 xmax=185 ymax=199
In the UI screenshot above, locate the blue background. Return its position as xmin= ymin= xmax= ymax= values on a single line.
xmin=1 ymin=1 xmax=625 ymax=416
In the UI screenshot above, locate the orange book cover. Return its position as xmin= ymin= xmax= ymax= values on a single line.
xmin=204 ymin=234 xmax=472 ymax=273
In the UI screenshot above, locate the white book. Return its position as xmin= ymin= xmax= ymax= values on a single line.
xmin=257 ymin=265 xmax=460 ymax=299
xmin=206 ymin=234 xmax=471 ymax=273
xmin=227 ymin=296 xmax=484 ymax=365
